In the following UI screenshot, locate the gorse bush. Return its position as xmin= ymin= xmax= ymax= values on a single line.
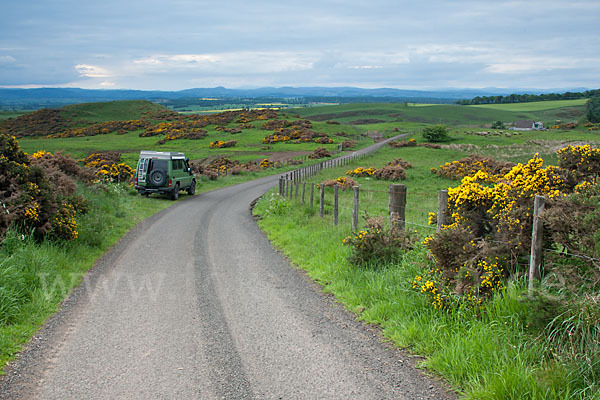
xmin=543 ymin=181 xmax=600 ymax=260
xmin=373 ymin=165 xmax=406 ymax=181
xmin=322 ymin=176 xmax=357 ymax=189
xmin=346 ymin=159 xmax=411 ymax=181
xmin=557 ymin=144 xmax=600 ymax=181
xmin=346 ymin=166 xmax=376 ymax=177
xmin=388 ymin=138 xmax=417 ymax=148
xmin=342 ymin=215 xmax=415 ymax=266
xmin=209 ymin=140 xmax=237 ymax=149
xmin=419 ymin=146 xmax=600 ymax=310
xmin=0 ymin=133 xmax=91 ymax=242
xmin=435 ymin=154 xmax=515 ymax=181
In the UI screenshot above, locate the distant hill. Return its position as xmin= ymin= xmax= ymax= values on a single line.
xmin=0 ymin=100 xmax=168 ymax=137
xmin=0 ymin=86 xmax=581 ymax=110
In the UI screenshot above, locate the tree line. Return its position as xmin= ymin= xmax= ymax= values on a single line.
xmin=456 ymin=89 xmax=600 ymax=105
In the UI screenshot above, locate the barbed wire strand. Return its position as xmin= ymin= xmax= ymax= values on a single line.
xmin=542 ymin=247 xmax=600 ymax=263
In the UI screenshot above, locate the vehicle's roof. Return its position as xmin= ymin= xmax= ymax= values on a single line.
xmin=139 ymin=151 xmax=185 ymax=159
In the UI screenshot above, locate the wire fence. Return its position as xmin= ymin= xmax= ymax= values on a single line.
xmin=274 ymin=153 xmax=600 ymax=294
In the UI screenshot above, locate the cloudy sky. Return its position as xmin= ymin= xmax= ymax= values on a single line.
xmin=1 ymin=0 xmax=599 ymax=91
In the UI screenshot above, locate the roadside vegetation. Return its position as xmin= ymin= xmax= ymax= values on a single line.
xmin=254 ymin=99 xmax=600 ymax=399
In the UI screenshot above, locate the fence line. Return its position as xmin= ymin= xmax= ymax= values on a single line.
xmin=277 ymin=173 xmax=600 ymax=292
xmin=542 ymin=247 xmax=600 ymax=264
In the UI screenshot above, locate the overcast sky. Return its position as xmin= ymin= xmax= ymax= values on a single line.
xmin=1 ymin=0 xmax=599 ymax=91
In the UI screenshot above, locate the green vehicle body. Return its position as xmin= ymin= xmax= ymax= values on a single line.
xmin=134 ymin=151 xmax=196 ymax=200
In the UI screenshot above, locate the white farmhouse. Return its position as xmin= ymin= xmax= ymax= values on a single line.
xmin=510 ymin=120 xmax=545 ymax=131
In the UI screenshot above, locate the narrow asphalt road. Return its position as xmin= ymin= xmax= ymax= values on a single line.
xmin=1 ymin=143 xmax=455 ymax=399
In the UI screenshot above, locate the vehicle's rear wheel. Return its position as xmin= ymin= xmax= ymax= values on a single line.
xmin=187 ymin=180 xmax=196 ymax=195
xmin=149 ymin=170 xmax=167 ymax=186
xmin=170 ymin=184 xmax=180 ymax=200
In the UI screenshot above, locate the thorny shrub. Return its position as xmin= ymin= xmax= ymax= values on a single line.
xmin=374 ymin=165 xmax=406 ymax=181
xmin=389 ymin=138 xmax=417 ymax=148
xmin=309 ymin=147 xmax=331 ymax=159
xmin=346 ymin=167 xmax=376 ymax=177
xmin=80 ymin=152 xmax=134 ymax=183
xmin=322 ymin=176 xmax=357 ymax=190
xmin=542 ymin=180 xmax=600 ymax=262
xmin=557 ymin=144 xmax=600 ymax=181
xmin=209 ymin=140 xmax=237 ymax=149
xmin=346 ymin=159 xmax=411 ymax=181
xmin=341 ymin=140 xmax=355 ymax=150
xmin=419 ymin=152 xmax=572 ymax=309
xmin=0 ymin=134 xmax=88 ymax=242
xmin=192 ymin=157 xmax=280 ymax=180
xmin=436 ymin=155 xmax=515 ymax=181
xmin=343 ymin=214 xmax=416 ymax=266
xmin=385 ymin=158 xmax=413 ymax=169
xmin=417 ymin=145 xmax=600 ymax=312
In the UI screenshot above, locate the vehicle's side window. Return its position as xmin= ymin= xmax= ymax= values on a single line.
xmin=173 ymin=159 xmax=182 ymax=170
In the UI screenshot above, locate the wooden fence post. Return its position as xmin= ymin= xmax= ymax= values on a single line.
xmin=295 ymin=181 xmax=299 ymax=200
xmin=352 ymin=185 xmax=359 ymax=231
xmin=529 ymin=195 xmax=546 ymax=294
xmin=334 ymin=185 xmax=339 ymax=225
xmin=310 ymin=183 xmax=315 ymax=207
xmin=301 ymin=182 xmax=306 ymax=204
xmin=389 ymin=184 xmax=406 ymax=231
xmin=320 ymin=184 xmax=325 ymax=218
xmin=437 ymin=189 xmax=449 ymax=232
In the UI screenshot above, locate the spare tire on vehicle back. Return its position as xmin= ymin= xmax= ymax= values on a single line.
xmin=149 ymin=170 xmax=167 ymax=186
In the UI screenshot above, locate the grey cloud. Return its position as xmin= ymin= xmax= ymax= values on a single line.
xmin=0 ymin=0 xmax=598 ymax=89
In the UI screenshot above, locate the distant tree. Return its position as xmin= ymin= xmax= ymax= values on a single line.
xmin=491 ymin=120 xmax=505 ymax=129
xmin=456 ymin=88 xmax=600 ymax=106
xmin=422 ymin=125 xmax=451 ymax=142
xmin=586 ymin=97 xmax=600 ymax=123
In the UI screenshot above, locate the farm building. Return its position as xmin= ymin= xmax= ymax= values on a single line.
xmin=510 ymin=120 xmax=544 ymax=131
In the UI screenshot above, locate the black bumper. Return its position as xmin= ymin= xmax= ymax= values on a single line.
xmin=135 ymin=185 xmax=174 ymax=195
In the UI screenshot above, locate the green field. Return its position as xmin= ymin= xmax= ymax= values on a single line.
xmin=293 ymin=99 xmax=588 ymax=127
xmin=0 ymin=111 xmax=32 ymax=121
xmin=470 ymin=98 xmax=588 ymax=111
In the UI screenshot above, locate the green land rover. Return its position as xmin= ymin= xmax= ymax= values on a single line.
xmin=134 ymin=151 xmax=196 ymax=200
